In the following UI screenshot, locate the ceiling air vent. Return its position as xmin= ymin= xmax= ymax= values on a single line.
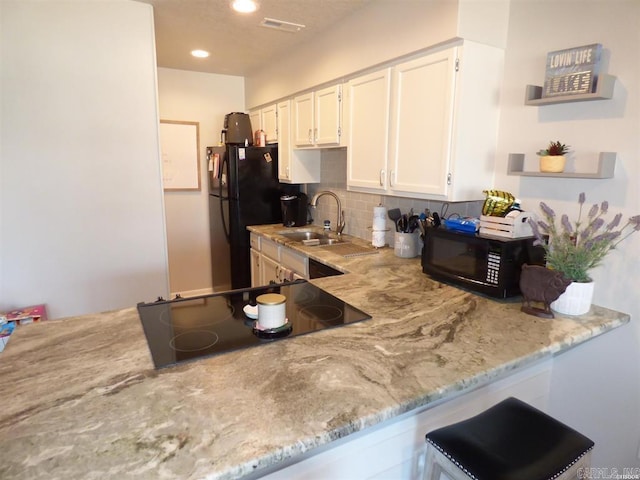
xmin=260 ymin=17 xmax=305 ymax=33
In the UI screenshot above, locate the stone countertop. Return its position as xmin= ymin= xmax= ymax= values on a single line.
xmin=0 ymin=225 xmax=630 ymax=479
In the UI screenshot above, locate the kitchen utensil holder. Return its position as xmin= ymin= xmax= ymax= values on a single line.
xmin=394 ymin=231 xmax=420 ymax=258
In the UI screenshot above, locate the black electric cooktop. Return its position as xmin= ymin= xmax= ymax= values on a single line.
xmin=137 ymin=280 xmax=371 ymax=369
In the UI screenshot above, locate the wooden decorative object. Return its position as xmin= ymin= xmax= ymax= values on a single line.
xmin=519 ymin=264 xmax=572 ymax=318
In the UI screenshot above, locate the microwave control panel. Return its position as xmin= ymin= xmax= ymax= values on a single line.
xmin=486 ymin=250 xmax=501 ymax=284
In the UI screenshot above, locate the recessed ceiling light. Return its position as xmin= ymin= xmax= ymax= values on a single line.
xmin=191 ymin=49 xmax=210 ymax=58
xmin=232 ymin=0 xmax=258 ymax=14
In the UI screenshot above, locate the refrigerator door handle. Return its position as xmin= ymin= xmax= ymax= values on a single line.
xmin=219 ymin=155 xmax=231 ymax=243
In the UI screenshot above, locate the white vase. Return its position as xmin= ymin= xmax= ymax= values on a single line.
xmin=551 ymin=281 xmax=595 ymax=316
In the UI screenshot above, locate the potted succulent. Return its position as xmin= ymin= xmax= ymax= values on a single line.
xmin=529 ymin=193 xmax=640 ymax=315
xmin=537 ymin=140 xmax=570 ymax=173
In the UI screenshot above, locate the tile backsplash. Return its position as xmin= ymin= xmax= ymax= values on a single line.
xmin=305 ymin=149 xmax=483 ymax=246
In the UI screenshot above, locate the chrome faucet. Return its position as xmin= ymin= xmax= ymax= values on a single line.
xmin=310 ymin=191 xmax=345 ymax=236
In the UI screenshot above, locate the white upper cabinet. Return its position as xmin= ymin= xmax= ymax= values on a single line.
xmin=293 ymin=92 xmax=314 ymax=146
xmin=249 ymin=109 xmax=261 ymax=136
xmin=446 ymin=41 xmax=503 ymax=201
xmin=314 ymin=85 xmax=342 ymax=145
xmin=261 ymin=103 xmax=278 ymax=143
xmin=293 ymin=85 xmax=342 ymax=147
xmin=277 ymin=100 xmax=292 ymax=181
xmin=249 ymin=104 xmax=278 ymax=143
xmin=277 ymin=99 xmax=321 ymax=184
xmin=345 ymin=69 xmax=391 ymax=191
xmin=388 ymin=49 xmax=456 ymax=197
xmin=347 ymin=41 xmax=503 ymax=201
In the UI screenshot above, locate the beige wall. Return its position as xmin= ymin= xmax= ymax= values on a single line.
xmin=157 ymin=68 xmax=245 ymax=296
xmin=1 ymin=1 xmax=169 ymax=318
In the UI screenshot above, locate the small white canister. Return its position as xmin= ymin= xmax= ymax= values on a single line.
xmin=256 ymin=293 xmax=287 ymax=329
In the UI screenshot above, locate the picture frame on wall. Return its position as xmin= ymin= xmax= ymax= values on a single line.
xmin=159 ymin=120 xmax=201 ymax=191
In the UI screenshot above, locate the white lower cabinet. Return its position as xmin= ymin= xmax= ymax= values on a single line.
xmin=250 ymin=234 xmax=309 ymax=287
xmin=261 ymin=254 xmax=281 ymax=285
xmin=347 ymin=41 xmax=504 ymax=201
xmin=250 ymin=248 xmax=261 ymax=287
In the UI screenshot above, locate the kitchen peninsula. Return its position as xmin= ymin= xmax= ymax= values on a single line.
xmin=0 ymin=226 xmax=629 ymax=479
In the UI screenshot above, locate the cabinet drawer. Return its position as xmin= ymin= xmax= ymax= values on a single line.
xmin=261 ymin=238 xmax=280 ymax=261
xmin=250 ymin=233 xmax=261 ymax=251
xmin=281 ymin=247 xmax=308 ymax=278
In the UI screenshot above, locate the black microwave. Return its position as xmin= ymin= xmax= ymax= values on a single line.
xmin=421 ymin=227 xmax=545 ymax=298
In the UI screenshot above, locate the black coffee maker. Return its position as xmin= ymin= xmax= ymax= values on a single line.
xmin=280 ymin=193 xmax=308 ymax=227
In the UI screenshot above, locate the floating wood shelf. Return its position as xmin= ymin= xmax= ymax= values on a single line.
xmin=525 ymin=74 xmax=616 ymax=106
xmin=507 ymin=152 xmax=616 ymax=179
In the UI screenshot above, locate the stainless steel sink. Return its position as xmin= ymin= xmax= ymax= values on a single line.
xmin=278 ymin=230 xmax=347 ymax=246
xmin=279 ymin=231 xmax=324 ymax=242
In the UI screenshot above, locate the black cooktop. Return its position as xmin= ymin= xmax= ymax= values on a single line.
xmin=137 ymin=280 xmax=371 ymax=369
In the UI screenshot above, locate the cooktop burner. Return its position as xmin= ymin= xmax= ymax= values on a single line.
xmin=137 ymin=280 xmax=371 ymax=369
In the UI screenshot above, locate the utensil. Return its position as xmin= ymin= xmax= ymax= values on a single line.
xmin=432 ymin=212 xmax=441 ymax=227
xmin=408 ymin=215 xmax=420 ymax=233
xmin=398 ymin=214 xmax=408 ymax=233
xmin=388 ymin=208 xmax=402 ymax=231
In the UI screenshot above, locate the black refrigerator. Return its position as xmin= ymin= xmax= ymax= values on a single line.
xmin=207 ymin=145 xmax=299 ymax=290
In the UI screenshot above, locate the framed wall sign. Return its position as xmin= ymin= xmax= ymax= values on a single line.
xmin=159 ymin=120 xmax=201 ymax=191
xmin=542 ymin=43 xmax=603 ymax=98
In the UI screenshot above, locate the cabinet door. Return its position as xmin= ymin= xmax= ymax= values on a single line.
xmin=250 ymin=248 xmax=262 ymax=287
xmin=280 ymin=247 xmax=308 ymax=279
xmin=261 ymin=104 xmax=278 ymax=143
xmin=315 ymin=84 xmax=342 ymax=146
xmin=261 ymin=254 xmax=281 ymax=285
xmin=293 ymin=92 xmax=314 ymax=146
xmin=277 ymin=100 xmax=292 ymax=181
xmin=249 ymin=109 xmax=261 ymax=134
xmin=346 ymin=69 xmax=391 ymax=192
xmin=389 ymin=48 xmax=456 ymax=197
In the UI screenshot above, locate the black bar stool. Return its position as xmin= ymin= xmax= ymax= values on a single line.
xmin=423 ymin=397 xmax=594 ymax=480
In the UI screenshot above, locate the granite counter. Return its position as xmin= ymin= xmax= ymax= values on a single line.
xmin=0 ymin=225 xmax=630 ymax=479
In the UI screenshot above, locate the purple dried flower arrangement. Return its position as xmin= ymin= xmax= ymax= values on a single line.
xmin=529 ymin=192 xmax=640 ymax=283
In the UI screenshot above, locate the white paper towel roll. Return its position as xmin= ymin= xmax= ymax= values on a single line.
xmin=372 ymin=205 xmax=387 ymax=231
xmin=371 ymin=230 xmax=386 ymax=247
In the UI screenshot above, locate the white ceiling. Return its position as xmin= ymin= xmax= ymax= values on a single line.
xmin=138 ymin=0 xmax=372 ymax=76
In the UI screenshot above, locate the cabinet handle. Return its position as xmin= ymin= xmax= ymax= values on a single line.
xmin=286 ymin=166 xmax=290 ymax=178
xmin=389 ymin=170 xmax=395 ymax=187
xmin=314 ymin=128 xmax=318 ymax=143
xmin=379 ymin=169 xmax=385 ymax=187
xmin=308 ymin=129 xmax=312 ymax=144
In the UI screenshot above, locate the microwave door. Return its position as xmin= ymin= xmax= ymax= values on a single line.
xmin=430 ymin=238 xmax=482 ymax=278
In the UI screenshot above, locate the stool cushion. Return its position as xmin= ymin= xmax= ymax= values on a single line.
xmin=425 ymin=397 xmax=594 ymax=480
